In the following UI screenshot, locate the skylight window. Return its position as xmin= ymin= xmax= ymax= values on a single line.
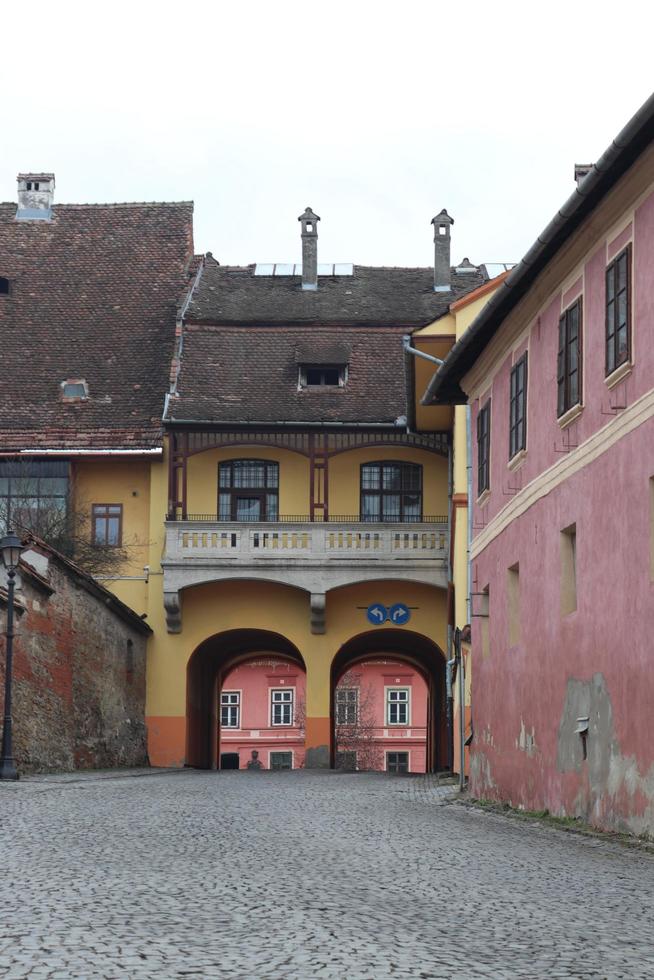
xmin=61 ymin=379 xmax=89 ymax=400
xmin=254 ymin=263 xmax=353 ymax=277
xmin=0 ymin=277 xmax=9 ymax=295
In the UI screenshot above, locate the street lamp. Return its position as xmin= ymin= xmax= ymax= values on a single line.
xmin=0 ymin=533 xmax=24 ymax=781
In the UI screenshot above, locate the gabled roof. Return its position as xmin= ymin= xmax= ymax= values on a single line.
xmin=423 ymin=92 xmax=654 ymax=405
xmin=168 ymin=261 xmax=487 ymax=426
xmin=0 ymin=201 xmax=194 ymax=451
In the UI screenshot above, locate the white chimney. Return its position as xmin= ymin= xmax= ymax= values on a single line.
xmin=16 ymin=173 xmax=55 ymax=220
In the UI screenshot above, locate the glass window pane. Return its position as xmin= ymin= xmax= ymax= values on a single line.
xmin=266 ymin=464 xmax=279 ymax=488
xmin=382 ymin=495 xmax=401 ymax=520
xmin=361 ymin=465 xmax=380 ymax=490
xmin=218 ymin=493 xmax=231 ymax=520
xmin=362 ymin=494 xmax=380 ymax=520
xmin=617 ymin=325 xmax=628 ymax=358
xmin=236 ymin=497 xmax=261 ymax=521
xmin=569 ymin=371 xmax=578 ymax=406
xmin=402 ymin=494 xmax=420 ymax=519
xmin=107 ymin=517 xmax=120 ymax=545
xmin=94 ymin=517 xmax=105 ymax=543
xmin=607 ymin=269 xmax=615 ymax=302
xmin=618 ymin=292 xmax=627 ymax=329
xmin=219 ymin=466 xmax=231 ymax=488
xmin=402 ymin=466 xmax=421 ymax=490
xmin=383 ymin=465 xmax=401 ymax=490
xmin=266 ymin=494 xmax=278 ymax=520
xmin=618 ymin=254 xmax=627 ymax=292
xmin=606 ymin=300 xmax=615 ymax=338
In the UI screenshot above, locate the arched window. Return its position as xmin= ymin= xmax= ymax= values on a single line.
xmin=360 ymin=462 xmax=422 ymax=522
xmin=218 ymin=460 xmax=279 ymax=521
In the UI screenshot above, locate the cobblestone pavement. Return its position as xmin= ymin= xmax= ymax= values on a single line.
xmin=1 ymin=770 xmax=653 ymax=979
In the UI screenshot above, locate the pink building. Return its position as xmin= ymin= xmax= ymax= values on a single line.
xmin=218 ymin=657 xmax=427 ymax=772
xmin=424 ymin=94 xmax=654 ymax=834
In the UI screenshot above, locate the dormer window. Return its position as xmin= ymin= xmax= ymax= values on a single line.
xmin=61 ymin=379 xmax=89 ymax=400
xmin=0 ymin=277 xmax=9 ymax=295
xmin=299 ymin=365 xmax=347 ymax=388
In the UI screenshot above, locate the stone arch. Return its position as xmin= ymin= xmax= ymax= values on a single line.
xmin=186 ymin=628 xmax=306 ymax=769
xmin=330 ymin=629 xmax=448 ymax=773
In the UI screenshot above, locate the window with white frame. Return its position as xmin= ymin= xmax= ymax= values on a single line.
xmin=221 ymin=691 xmax=240 ymax=728
xmin=271 ymin=689 xmax=294 ymax=726
xmin=335 ymin=688 xmax=359 ymax=725
xmin=387 ymin=688 xmax=409 ymax=725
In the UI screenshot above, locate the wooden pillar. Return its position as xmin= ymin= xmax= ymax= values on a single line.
xmin=309 ymin=432 xmax=329 ymax=521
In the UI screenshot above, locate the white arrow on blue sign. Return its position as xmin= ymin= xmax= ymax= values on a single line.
xmin=389 ymin=603 xmax=411 ymax=625
xmin=366 ymin=603 xmax=388 ymax=625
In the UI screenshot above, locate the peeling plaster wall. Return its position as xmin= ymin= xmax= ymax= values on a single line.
xmin=470 ymin=417 xmax=654 ymax=835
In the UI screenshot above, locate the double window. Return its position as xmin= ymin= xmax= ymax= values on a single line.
xmin=509 ymin=355 xmax=528 ymax=459
xmin=606 ymin=245 xmax=631 ymax=376
xmin=221 ymin=691 xmax=240 ymax=728
xmin=92 ymin=504 xmax=122 ymax=546
xmin=360 ymin=462 xmax=422 ymax=522
xmin=271 ymin=689 xmax=294 ymax=726
xmin=386 ymin=688 xmax=409 ymax=726
xmin=218 ymin=460 xmax=279 ymax=521
xmin=557 ymin=298 xmax=582 ymax=417
xmin=477 ymin=400 xmax=491 ymax=496
xmin=335 ymin=688 xmax=359 ymax=726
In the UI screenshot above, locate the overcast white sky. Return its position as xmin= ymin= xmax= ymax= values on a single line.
xmin=2 ymin=0 xmax=652 ymax=268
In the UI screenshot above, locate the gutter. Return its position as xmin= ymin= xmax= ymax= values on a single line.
xmin=3 ymin=448 xmax=162 ymax=457
xmin=422 ymin=90 xmax=654 ymax=405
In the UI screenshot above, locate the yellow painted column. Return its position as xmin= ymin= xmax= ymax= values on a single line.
xmin=302 ymin=632 xmax=333 ymax=767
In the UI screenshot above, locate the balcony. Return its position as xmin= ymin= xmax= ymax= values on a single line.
xmin=161 ymin=516 xmax=449 ymax=634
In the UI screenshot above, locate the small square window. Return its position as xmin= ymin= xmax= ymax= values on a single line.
xmin=387 ymin=751 xmax=409 ymax=773
xmin=270 ymin=751 xmax=293 ymax=770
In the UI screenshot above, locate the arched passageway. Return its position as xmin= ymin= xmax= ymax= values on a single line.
xmin=330 ymin=630 xmax=447 ymax=774
xmin=186 ymin=629 xmax=306 ymax=769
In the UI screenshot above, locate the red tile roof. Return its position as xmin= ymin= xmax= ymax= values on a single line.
xmin=0 ymin=201 xmax=194 ymax=450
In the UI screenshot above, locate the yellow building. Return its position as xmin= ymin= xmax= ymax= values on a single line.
xmin=1 ymin=179 xmax=504 ymax=773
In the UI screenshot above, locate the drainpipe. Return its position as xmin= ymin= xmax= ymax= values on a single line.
xmin=403 ymin=334 xmax=451 ymax=771
xmin=466 ymin=405 xmax=472 ymax=623
xmin=455 ymin=626 xmax=465 ymax=791
xmin=402 ymin=335 xmax=444 ymax=367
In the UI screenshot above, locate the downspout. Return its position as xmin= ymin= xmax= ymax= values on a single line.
xmin=466 ymin=405 xmax=472 ymax=623
xmin=455 ymin=626 xmax=465 ymax=791
xmin=446 ymin=432 xmax=454 ymax=771
xmin=403 ymin=334 xmax=451 ymax=769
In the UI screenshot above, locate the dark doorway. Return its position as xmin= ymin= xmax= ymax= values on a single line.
xmin=220 ymin=752 xmax=240 ymax=770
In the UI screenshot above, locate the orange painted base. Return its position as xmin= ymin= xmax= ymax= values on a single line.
xmin=147 ymin=716 xmax=186 ymax=768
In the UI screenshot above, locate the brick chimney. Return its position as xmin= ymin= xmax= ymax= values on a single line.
xmin=16 ymin=173 xmax=55 ymax=220
xmin=431 ymin=208 xmax=454 ymax=292
xmin=298 ymin=207 xmax=320 ymax=291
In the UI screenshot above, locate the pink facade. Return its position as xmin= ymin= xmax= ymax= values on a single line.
xmin=467 ymin=174 xmax=654 ymax=834
xmin=219 ymin=658 xmax=427 ymax=772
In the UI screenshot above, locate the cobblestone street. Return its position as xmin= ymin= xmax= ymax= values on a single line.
xmin=1 ymin=770 xmax=653 ymax=979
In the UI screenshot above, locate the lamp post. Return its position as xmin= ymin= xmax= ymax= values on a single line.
xmin=0 ymin=533 xmax=24 ymax=781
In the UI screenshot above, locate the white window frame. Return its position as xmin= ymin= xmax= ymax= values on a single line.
xmin=335 ymin=687 xmax=359 ymax=726
xmin=269 ymin=749 xmax=294 ymax=770
xmin=386 ymin=750 xmax=410 ymax=773
xmin=270 ymin=688 xmax=294 ymax=726
xmin=386 ymin=687 xmax=410 ymax=726
xmin=220 ymin=690 xmax=241 ymax=729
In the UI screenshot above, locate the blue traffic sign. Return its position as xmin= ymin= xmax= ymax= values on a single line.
xmin=366 ymin=603 xmax=388 ymax=626
xmin=389 ymin=603 xmax=411 ymax=625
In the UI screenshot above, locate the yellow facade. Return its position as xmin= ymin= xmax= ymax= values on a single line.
xmin=76 ymin=278 xmax=506 ymax=775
